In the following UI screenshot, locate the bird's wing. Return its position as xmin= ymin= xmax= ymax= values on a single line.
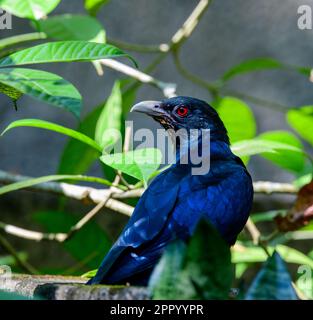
xmin=88 ymin=167 xmax=182 ymax=284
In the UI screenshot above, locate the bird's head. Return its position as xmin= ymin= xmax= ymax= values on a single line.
xmin=131 ymin=96 xmax=229 ymax=144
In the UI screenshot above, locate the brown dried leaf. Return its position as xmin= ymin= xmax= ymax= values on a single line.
xmin=275 ymin=180 xmax=313 ymax=231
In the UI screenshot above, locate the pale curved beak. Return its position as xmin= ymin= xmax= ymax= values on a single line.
xmin=130 ymin=100 xmax=164 ymax=117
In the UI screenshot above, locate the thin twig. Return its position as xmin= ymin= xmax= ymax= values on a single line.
xmin=0 ymin=233 xmax=38 ymax=274
xmin=245 ymin=218 xmax=261 ymax=245
xmin=108 ymin=38 xmax=170 ymax=53
xmin=99 ymin=58 xmax=176 ymax=98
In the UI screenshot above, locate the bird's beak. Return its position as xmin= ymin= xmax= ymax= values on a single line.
xmin=130 ymin=101 xmax=165 ymax=117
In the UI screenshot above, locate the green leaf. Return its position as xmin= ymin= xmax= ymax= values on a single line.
xmin=183 ymin=220 xmax=232 ymax=299
xmin=150 ymin=220 xmax=232 ymax=300
xmin=287 ymin=106 xmax=313 ymax=146
xmin=150 ymin=240 xmax=187 ymax=299
xmin=257 ymin=131 xmax=305 ymax=173
xmin=245 ymin=252 xmax=298 ymax=300
xmin=0 ymin=174 xmax=114 ymax=196
xmin=232 ymin=244 xmax=313 ymax=269
xmin=100 ymin=148 xmax=162 ymax=183
xmin=35 ymin=14 xmax=106 ymax=43
xmin=0 ymin=68 xmax=82 ymax=117
xmin=221 ymin=57 xmax=310 ymax=83
xmin=231 ymin=139 xmax=303 ymax=158
xmin=95 ymin=81 xmax=122 ymax=149
xmin=1 ymin=119 xmax=102 ymax=152
xmin=0 ymin=0 xmax=60 ymax=20
xmin=33 ymin=210 xmax=112 ymax=269
xmin=81 ymin=269 xmax=97 ymax=278
xmin=215 ymin=96 xmax=256 ymax=143
xmin=0 ymin=253 xmax=27 ymax=266
xmin=58 ymin=84 xmax=138 ymax=175
xmin=0 ymin=41 xmax=137 ymax=68
xmin=0 ymin=81 xmax=23 ymax=101
xmin=85 ymin=0 xmax=110 ymax=16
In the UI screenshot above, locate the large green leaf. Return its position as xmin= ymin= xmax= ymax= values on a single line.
xmin=287 ymin=106 xmax=313 ymax=146
xmin=35 ymin=14 xmax=106 ymax=43
xmin=222 ymin=57 xmax=309 ymax=82
xmin=0 ymin=174 xmax=114 ymax=196
xmin=150 ymin=221 xmax=232 ymax=300
xmin=245 ymin=252 xmax=298 ymax=300
xmin=231 ymin=139 xmax=303 ymax=158
xmin=33 ymin=210 xmax=112 ymax=269
xmin=85 ymin=0 xmax=110 ymax=16
xmin=0 ymin=68 xmax=82 ymax=117
xmin=257 ymin=131 xmax=305 ymax=173
xmin=0 ymin=0 xmax=60 ymax=20
xmin=149 ymin=240 xmax=186 ymax=299
xmin=100 ymin=148 xmax=162 ymax=183
xmin=1 ymin=119 xmax=102 ymax=152
xmin=95 ymin=81 xmax=122 ymax=149
xmin=0 ymin=41 xmax=136 ymax=67
xmin=215 ymin=96 xmax=256 ymax=143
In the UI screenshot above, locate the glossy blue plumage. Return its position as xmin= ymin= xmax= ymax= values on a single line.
xmin=88 ymin=97 xmax=253 ymax=285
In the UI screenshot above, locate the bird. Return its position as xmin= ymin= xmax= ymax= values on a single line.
xmin=87 ymin=96 xmax=253 ymax=286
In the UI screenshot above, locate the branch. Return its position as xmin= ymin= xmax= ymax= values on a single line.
xmin=99 ymin=58 xmax=176 ymax=98
xmin=253 ymin=181 xmax=298 ymax=194
xmin=170 ymin=0 xmax=212 ymax=48
xmin=108 ymin=38 xmax=170 ymax=53
xmin=0 ymin=170 xmax=134 ymax=217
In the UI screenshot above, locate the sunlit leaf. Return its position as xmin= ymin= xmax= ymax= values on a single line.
xmin=1 ymin=119 xmax=102 ymax=152
xmin=231 ymin=139 xmax=303 ymax=158
xmin=0 ymin=0 xmax=60 ymax=20
xmin=95 ymin=81 xmax=122 ymax=149
xmin=287 ymin=106 xmax=313 ymax=146
xmin=0 ymin=68 xmax=82 ymax=117
xmin=258 ymin=131 xmax=305 ymax=173
xmin=35 ymin=14 xmax=106 ymax=43
xmin=100 ymin=148 xmax=162 ymax=183
xmin=0 ymin=41 xmax=137 ymax=68
xmin=85 ymin=0 xmax=110 ymax=16
xmin=215 ymin=96 xmax=256 ymax=143
xmin=245 ymin=252 xmax=298 ymax=300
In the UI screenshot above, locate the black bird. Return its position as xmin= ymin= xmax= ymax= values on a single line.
xmin=88 ymin=96 xmax=253 ymax=285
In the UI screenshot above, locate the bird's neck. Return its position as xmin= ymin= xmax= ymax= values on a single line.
xmin=175 ymin=130 xmax=233 ymax=164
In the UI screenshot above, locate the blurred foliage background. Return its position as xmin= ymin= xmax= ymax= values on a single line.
xmin=0 ymin=0 xmax=313 ymax=299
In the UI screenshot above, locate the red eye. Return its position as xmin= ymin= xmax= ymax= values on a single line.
xmin=176 ymin=106 xmax=188 ymax=117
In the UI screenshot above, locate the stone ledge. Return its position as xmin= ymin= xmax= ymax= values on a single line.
xmin=0 ymin=274 xmax=149 ymax=300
